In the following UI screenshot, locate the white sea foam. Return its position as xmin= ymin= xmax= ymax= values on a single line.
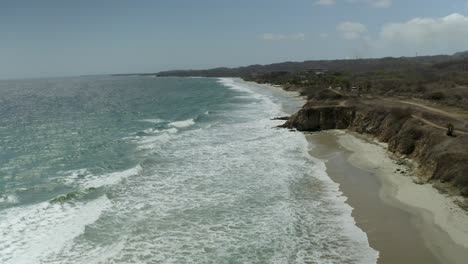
xmin=139 ymin=118 xmax=165 ymax=124
xmin=0 ymin=78 xmax=378 ymax=263
xmin=141 ymin=126 xmax=179 ymax=135
xmin=112 ymin=116 xmax=377 ymax=263
xmin=126 ymin=126 xmax=181 ymax=151
xmin=61 ymin=165 xmax=142 ymax=189
xmin=165 ymin=127 xmax=179 ymax=134
xmin=142 ymin=128 xmax=160 ymax=134
xmin=0 ymin=194 xmax=18 ymax=204
xmin=218 ymin=78 xmax=256 ymax=94
xmin=137 ymin=134 xmax=172 ymax=145
xmin=0 ymin=196 xmax=112 ymax=264
xmin=216 ymin=78 xmax=378 ymax=263
xmin=77 ymin=78 xmax=377 ymax=263
xmin=305 ymin=156 xmax=380 ymax=263
xmin=80 ymin=166 xmax=142 ymax=189
xmin=136 ymin=128 xmax=179 ymax=150
xmin=168 ymin=118 xmax=195 ymax=128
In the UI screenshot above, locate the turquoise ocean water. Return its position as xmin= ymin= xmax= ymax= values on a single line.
xmin=0 ymin=77 xmax=377 ymax=263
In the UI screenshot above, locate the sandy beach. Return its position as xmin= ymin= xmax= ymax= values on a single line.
xmin=307 ymin=130 xmax=468 ymax=264
xmin=252 ymin=79 xmax=468 ymax=263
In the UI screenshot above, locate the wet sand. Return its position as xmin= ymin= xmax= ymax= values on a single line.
xmin=251 ymin=79 xmax=468 ymax=263
xmin=306 ymin=131 xmax=468 ymax=264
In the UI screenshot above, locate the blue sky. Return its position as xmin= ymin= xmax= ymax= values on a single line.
xmin=1 ymin=0 xmax=468 ymax=79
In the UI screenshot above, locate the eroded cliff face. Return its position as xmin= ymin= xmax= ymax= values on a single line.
xmin=283 ymin=104 xmax=468 ymax=197
xmin=281 ymin=106 xmax=356 ymax=131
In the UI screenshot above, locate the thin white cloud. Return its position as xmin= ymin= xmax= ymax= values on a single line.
xmin=368 ymin=0 xmax=392 ymax=8
xmin=315 ymin=0 xmax=336 ymax=6
xmin=260 ymin=33 xmax=306 ymax=41
xmin=345 ymin=0 xmax=392 ymax=8
xmin=376 ymin=13 xmax=468 ymax=55
xmin=337 ymin=22 xmax=367 ymax=39
xmin=338 ymin=13 xmax=468 ymax=58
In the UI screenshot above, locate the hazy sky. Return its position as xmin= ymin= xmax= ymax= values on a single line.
xmin=2 ymin=0 xmax=468 ymax=79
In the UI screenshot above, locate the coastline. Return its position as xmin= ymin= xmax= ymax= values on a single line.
xmin=243 ymin=81 xmax=307 ymax=114
xmin=248 ymin=80 xmax=468 ymax=263
xmin=307 ymin=130 xmax=468 ymax=264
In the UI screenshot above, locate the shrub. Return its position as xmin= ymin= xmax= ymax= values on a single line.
xmin=313 ymin=89 xmax=343 ymax=100
xmin=398 ymin=137 xmax=416 ymax=155
xmin=415 ymin=84 xmax=426 ymax=93
xmin=403 ymin=126 xmax=424 ymax=140
xmin=453 ymin=94 xmax=463 ymax=101
xmin=447 ymin=123 xmax=455 ymax=137
xmin=427 ymin=91 xmax=445 ymax=101
xmin=389 ymin=107 xmax=412 ymax=120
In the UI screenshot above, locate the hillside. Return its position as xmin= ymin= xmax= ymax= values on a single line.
xmin=154 ymin=54 xmax=453 ymax=77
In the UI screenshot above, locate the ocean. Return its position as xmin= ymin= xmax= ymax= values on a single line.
xmin=0 ymin=76 xmax=378 ymax=263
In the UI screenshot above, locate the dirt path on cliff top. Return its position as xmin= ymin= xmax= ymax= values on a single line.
xmin=387 ymin=99 xmax=465 ymax=120
xmin=375 ymin=98 xmax=468 ymax=135
xmin=410 ymin=115 xmax=468 ymax=136
xmin=325 ymin=88 xmax=468 ymax=134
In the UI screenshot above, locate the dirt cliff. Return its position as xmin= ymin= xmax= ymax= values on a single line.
xmin=281 ymin=106 xmax=356 ymax=131
xmin=282 ymin=103 xmax=468 ymax=197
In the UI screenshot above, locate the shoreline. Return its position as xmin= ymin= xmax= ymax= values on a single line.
xmin=247 ymin=79 xmax=468 ymax=263
xmin=307 ymin=130 xmax=468 ymax=264
xmin=243 ymin=80 xmax=307 ymax=114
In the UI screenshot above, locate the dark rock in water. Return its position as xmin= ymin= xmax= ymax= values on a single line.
xmin=50 ymin=192 xmax=79 ymax=204
xmin=280 ymin=106 xmax=356 ymax=131
xmin=272 ymin=116 xmax=290 ymax=121
xmin=50 ymin=187 xmax=99 ymax=204
xmin=136 ymin=131 xmax=148 ymax=137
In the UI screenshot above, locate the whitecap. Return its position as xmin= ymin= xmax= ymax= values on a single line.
xmin=165 ymin=127 xmax=179 ymax=134
xmin=0 ymin=196 xmax=112 ymax=264
xmin=218 ymin=78 xmax=258 ymax=95
xmin=168 ymin=118 xmax=195 ymax=128
xmin=80 ymin=166 xmax=142 ymax=189
xmin=139 ymin=118 xmax=165 ymax=124
xmin=142 ymin=128 xmax=160 ymax=135
xmin=136 ymin=134 xmax=173 ymax=150
xmin=0 ymin=195 xmax=18 ymax=204
xmin=61 ymin=166 xmax=142 ymax=189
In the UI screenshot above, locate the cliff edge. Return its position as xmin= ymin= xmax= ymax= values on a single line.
xmin=282 ymin=102 xmax=468 ymax=200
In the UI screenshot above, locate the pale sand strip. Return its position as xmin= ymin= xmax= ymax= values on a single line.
xmin=308 ymin=132 xmax=437 ymax=263
xmin=330 ymin=130 xmax=468 ymax=263
xmin=251 ymin=80 xmax=468 ymax=263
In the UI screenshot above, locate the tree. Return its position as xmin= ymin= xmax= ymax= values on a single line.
xmin=447 ymin=123 xmax=455 ymax=137
xmin=344 ymin=80 xmax=351 ymax=91
xmin=365 ymin=81 xmax=372 ymax=93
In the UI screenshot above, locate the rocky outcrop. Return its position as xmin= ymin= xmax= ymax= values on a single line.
xmin=281 ymin=106 xmax=356 ymax=131
xmin=282 ymin=103 xmax=468 ymax=197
